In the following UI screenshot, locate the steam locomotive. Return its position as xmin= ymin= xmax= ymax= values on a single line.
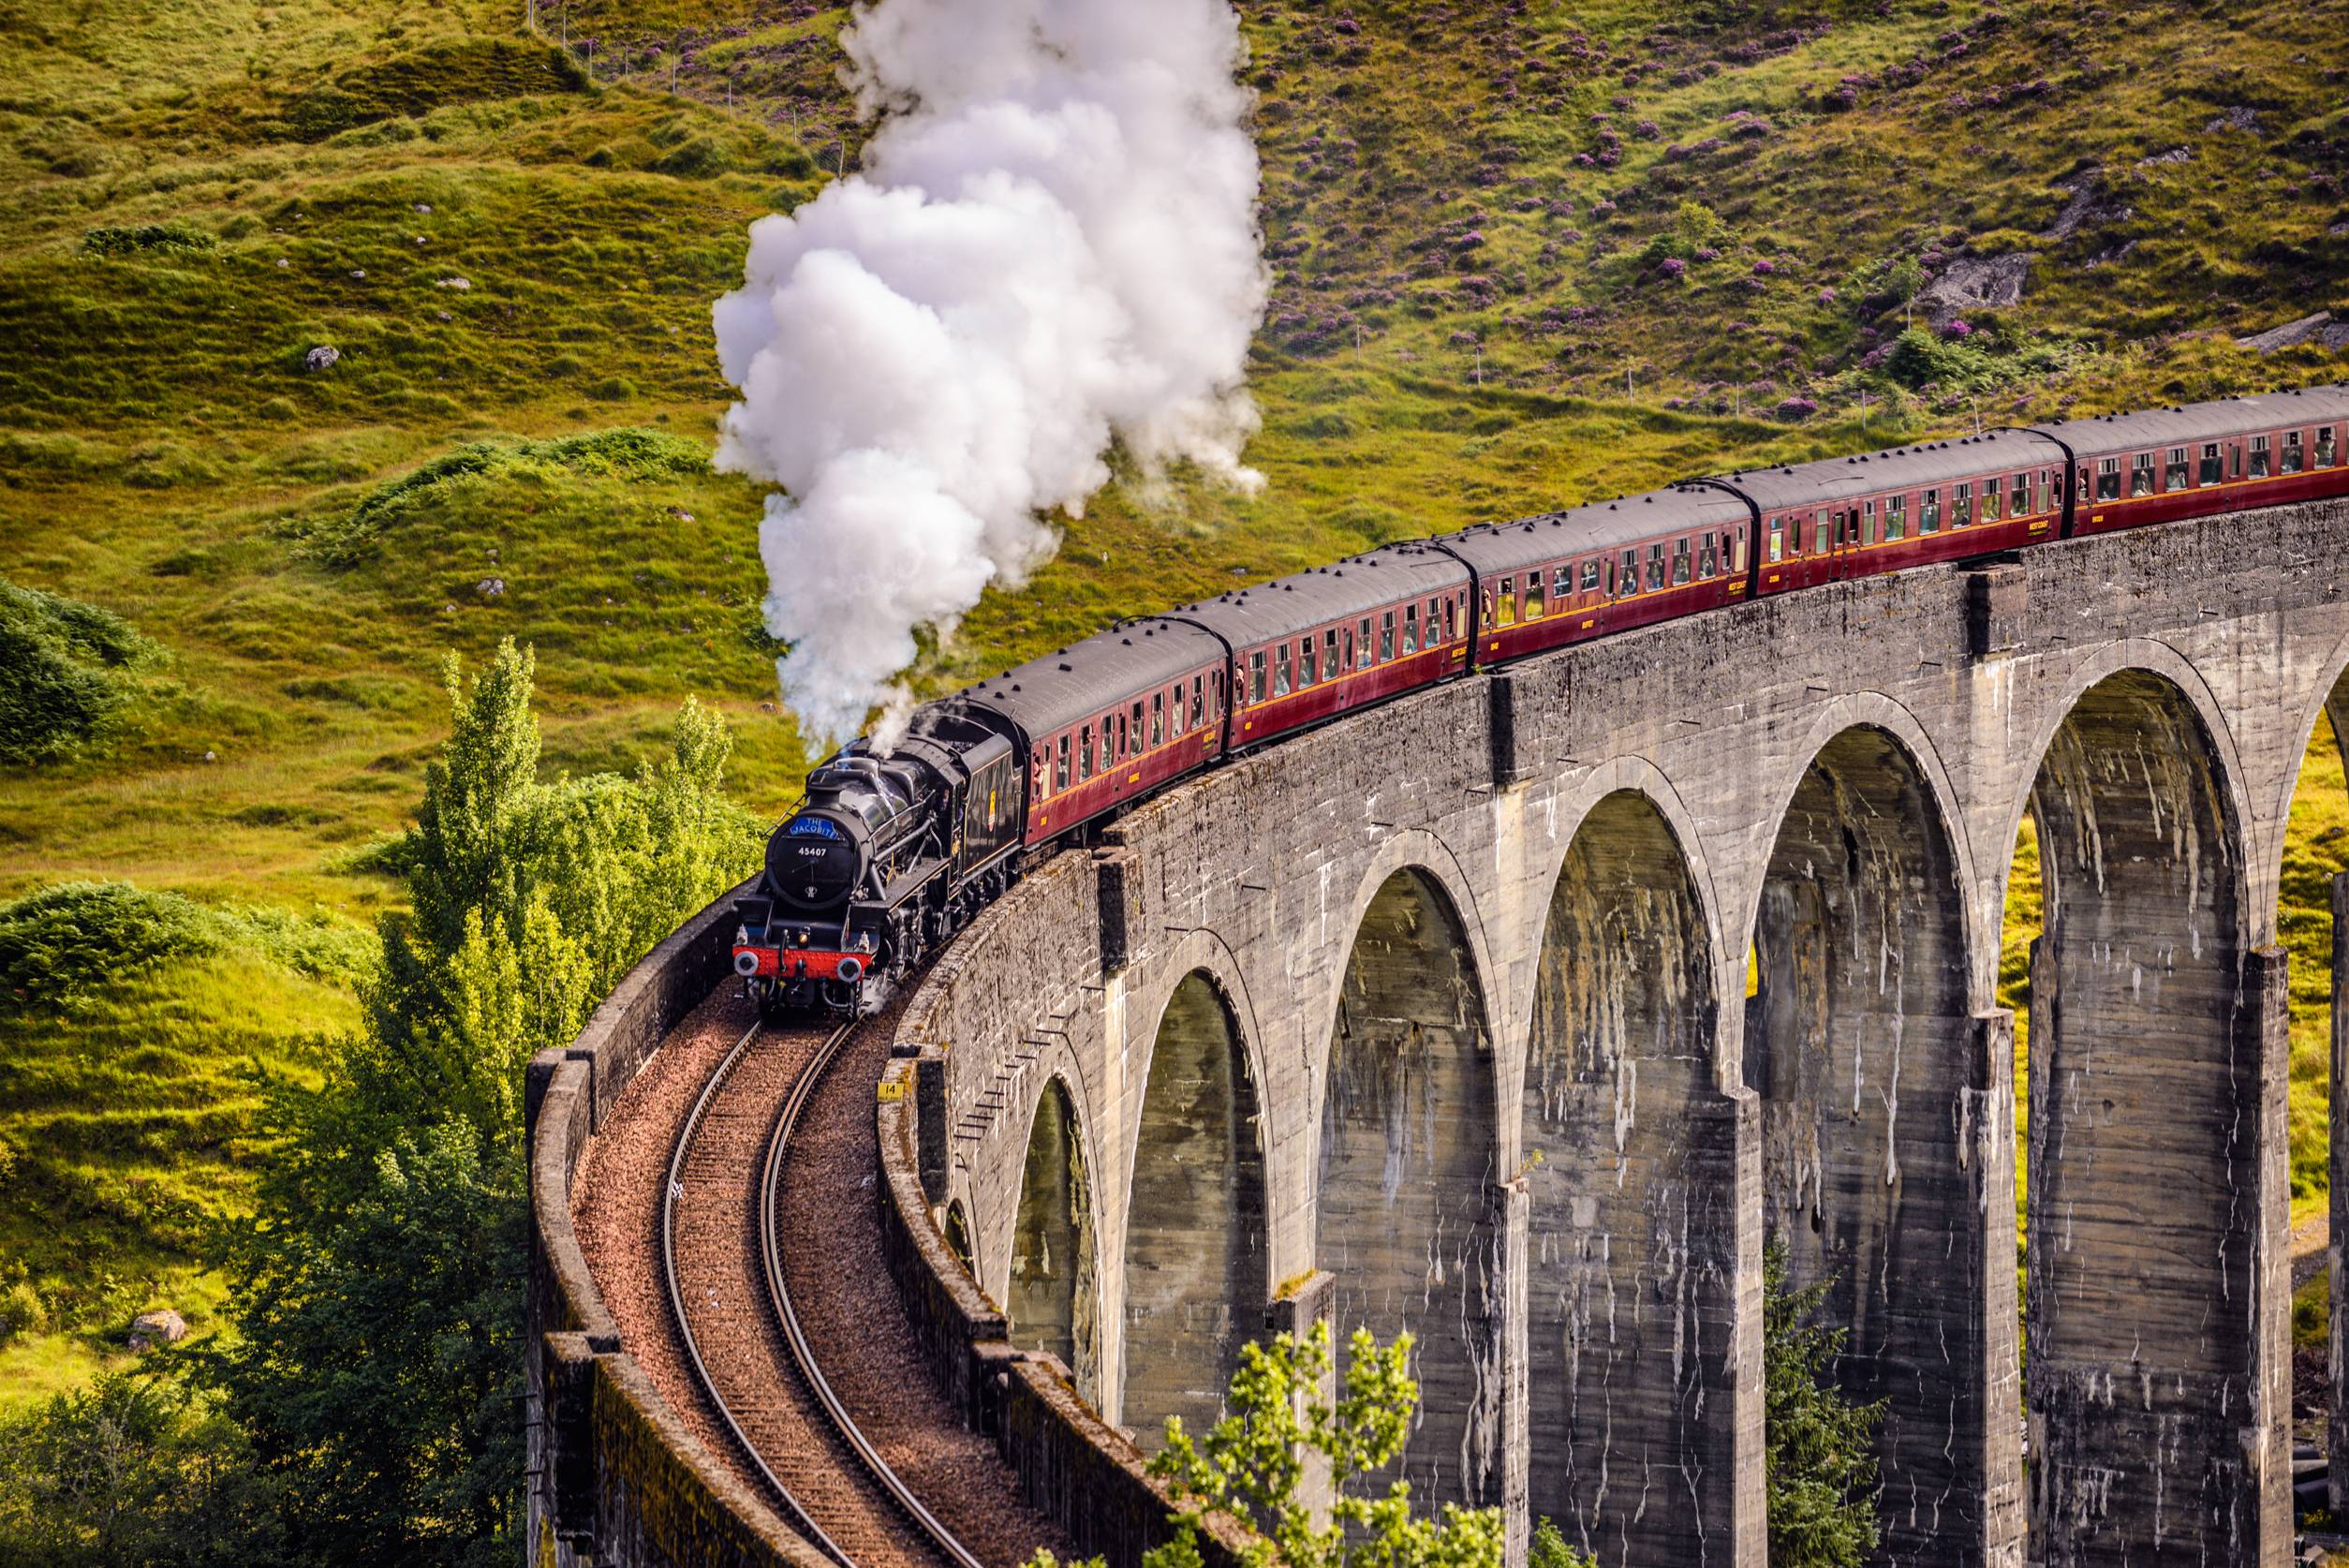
xmin=734 ymin=383 xmax=2349 ymax=1015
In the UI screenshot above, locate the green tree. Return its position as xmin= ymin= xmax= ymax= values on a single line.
xmin=1673 ymin=200 xmax=1730 ymax=256
xmin=204 ymin=640 xmax=761 ymax=1566
xmin=1764 ymin=1243 xmax=1884 ymax=1568
xmin=0 ymin=1373 xmax=283 ymax=1568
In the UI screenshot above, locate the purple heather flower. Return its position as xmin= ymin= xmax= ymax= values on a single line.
xmin=1943 ymin=318 xmax=1972 ymax=337
xmin=1661 ymin=257 xmax=1687 ymax=278
xmin=1751 ymin=259 xmax=1775 ymax=275
xmin=1817 ymin=287 xmax=1838 ymax=304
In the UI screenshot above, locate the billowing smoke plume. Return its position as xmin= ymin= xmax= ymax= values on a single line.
xmin=712 ymin=0 xmax=1268 ymax=751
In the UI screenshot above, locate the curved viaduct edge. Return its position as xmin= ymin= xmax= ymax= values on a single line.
xmin=524 ymin=878 xmax=835 ymax=1568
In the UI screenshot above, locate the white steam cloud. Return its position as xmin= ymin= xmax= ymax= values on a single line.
xmin=712 ymin=0 xmax=1269 ymax=751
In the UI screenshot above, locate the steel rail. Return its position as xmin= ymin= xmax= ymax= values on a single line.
xmin=660 ymin=1017 xmax=858 ymax=1566
xmin=760 ymin=1021 xmax=989 ymax=1568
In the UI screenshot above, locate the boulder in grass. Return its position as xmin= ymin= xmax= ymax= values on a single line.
xmin=304 ymin=345 xmax=340 ymax=372
xmin=126 ymin=1309 xmax=186 ymax=1351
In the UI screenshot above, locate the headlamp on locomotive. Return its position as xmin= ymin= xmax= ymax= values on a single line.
xmin=732 ymin=704 xmax=1025 ymax=1015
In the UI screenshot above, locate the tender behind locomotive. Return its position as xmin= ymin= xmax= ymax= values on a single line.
xmin=732 ymin=703 xmax=1024 ymax=1014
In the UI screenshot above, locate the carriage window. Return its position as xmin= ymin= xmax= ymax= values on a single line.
xmin=1671 ymin=539 xmax=1692 ymax=584
xmin=1768 ymin=523 xmax=1784 ymax=561
xmin=2012 ymin=474 xmax=2031 ymax=515
xmin=2200 ymin=443 xmax=2223 ymax=485
xmin=1402 ymin=603 xmax=1419 ymax=653
xmin=2251 ymin=435 xmax=2271 ymax=478
xmin=1730 ymin=529 xmax=1747 ymax=573
xmin=1381 ymin=611 xmax=1396 ymax=661
xmin=1151 ymin=691 xmax=1165 ymax=747
xmin=1498 ymin=577 xmax=1517 ymax=626
xmin=1525 ymin=570 xmax=1545 ymax=619
xmin=1698 ymin=535 xmax=1718 ymax=578
xmin=1300 ymin=635 xmax=1318 ymax=688
xmin=1129 ymin=703 xmax=1142 ymax=755
xmin=2126 ymin=454 xmax=2151 ymax=497
xmin=1555 ymin=565 xmax=1573 ymax=601
xmin=1056 ymin=734 xmax=1071 ymax=791
xmin=1444 ymin=597 xmax=1458 ymax=640
xmin=1884 ymin=494 xmax=1905 ymax=540
xmin=1358 ymin=618 xmax=1373 ymax=667
xmin=2095 ymin=458 xmax=2121 ymax=501
xmin=1172 ymin=683 xmax=1186 ymax=733
xmin=1274 ymin=644 xmax=1292 ymax=697
xmin=2283 ymin=431 xmax=2305 ymax=474
xmin=1921 ymin=489 xmax=1941 ymax=532
xmin=2166 ymin=448 xmax=2190 ymax=491
xmin=1950 ymin=482 xmax=1972 ymax=527
xmin=1325 ymin=627 xmax=1341 ymax=674
xmin=1426 ymin=598 xmax=1443 ymax=640
xmin=2320 ymin=427 xmax=2340 ymax=468
xmin=1080 ymin=724 xmax=1095 ymax=779
xmin=1580 ymin=559 xmax=1600 ymax=594
xmin=1647 ymin=543 xmax=1667 ymax=590
xmin=1979 ymin=484 xmax=2001 ymax=523
xmin=1621 ymin=548 xmax=1641 ymax=592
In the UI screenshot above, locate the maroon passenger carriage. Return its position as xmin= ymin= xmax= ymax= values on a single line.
xmin=731 ymin=384 xmax=2349 ymax=1015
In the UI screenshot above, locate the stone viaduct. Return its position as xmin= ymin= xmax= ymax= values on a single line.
xmin=894 ymin=499 xmax=2349 ymax=1568
xmin=526 ymin=497 xmax=2349 ymax=1568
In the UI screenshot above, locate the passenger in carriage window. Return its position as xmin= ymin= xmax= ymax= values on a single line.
xmin=1580 ymin=559 xmax=1601 ymax=594
xmin=1325 ymin=627 xmax=1341 ymax=675
xmin=1056 ymin=734 xmax=1071 ymax=791
xmin=1499 ymin=577 xmax=1517 ymax=626
xmin=1672 ymin=539 xmax=1692 ymax=584
xmin=1884 ymin=495 xmax=1906 ymax=540
xmin=1381 ymin=611 xmax=1396 ymax=661
xmin=1173 ymin=683 xmax=1186 ymax=733
xmin=2320 ymin=427 xmax=2340 ymax=468
xmin=1526 ymin=570 xmax=1545 ymax=619
xmin=1978 ymin=485 xmax=2000 ymax=523
xmin=1249 ymin=651 xmax=1266 ymax=703
xmin=1081 ymin=724 xmax=1095 ymax=779
xmin=1698 ymin=536 xmax=1718 ymax=578
xmin=2129 ymin=454 xmax=2154 ymax=498
xmin=1554 ymin=564 xmax=1573 ymax=602
xmin=2251 ymin=436 xmax=2271 ymax=479
xmin=1403 ymin=603 xmax=1420 ymax=653
xmin=1275 ymin=644 xmax=1293 ymax=697
xmin=2166 ymin=448 xmax=2190 ymax=491
xmin=1301 ymin=635 xmax=1318 ymax=688
xmin=1151 ymin=692 xmax=1165 ymax=747
xmin=1481 ymin=585 xmax=1496 ymax=624
xmin=1647 ymin=543 xmax=1666 ymax=590
xmin=2011 ymin=474 xmax=2030 ymax=515
xmin=1922 ymin=489 xmax=1942 ymax=532
xmin=1359 ymin=617 xmax=1374 ymax=667
xmin=2283 ymin=431 xmax=2305 ymax=474
xmin=2200 ymin=443 xmax=2223 ymax=485
xmin=1426 ymin=598 xmax=1443 ymax=639
xmin=1621 ymin=548 xmax=1640 ymax=592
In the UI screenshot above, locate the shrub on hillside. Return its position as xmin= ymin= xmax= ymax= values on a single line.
xmin=0 ymin=881 xmax=374 ymax=1012
xmin=81 ymin=222 xmax=216 ymax=258
xmin=290 ymin=427 xmax=708 ymax=565
xmin=0 ymin=577 xmax=162 ymax=765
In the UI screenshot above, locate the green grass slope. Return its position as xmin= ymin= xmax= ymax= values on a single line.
xmin=0 ymin=0 xmax=2343 ymax=1406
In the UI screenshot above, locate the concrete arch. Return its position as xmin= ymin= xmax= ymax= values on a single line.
xmin=1008 ymin=1073 xmax=1103 ymax=1404
xmin=2266 ymin=619 xmax=2349 ymax=870
xmin=1993 ymin=638 xmax=2259 ymax=945
xmin=2018 ymin=665 xmax=2284 ymax=1564
xmin=1745 ymin=721 xmax=2010 ymax=1564
xmin=1309 ymin=827 xmax=1500 ymax=1091
xmin=1117 ymin=968 xmax=1269 ymax=1452
xmin=1741 ymin=691 xmax=1986 ymax=1009
xmin=1522 ymin=788 xmax=1741 ymax=1568
xmin=1524 ymin=755 xmax=1734 ymax=1055
xmin=1317 ymin=862 xmax=1505 ymax=1508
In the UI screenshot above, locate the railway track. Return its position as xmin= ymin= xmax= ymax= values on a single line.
xmin=661 ymin=1015 xmax=986 ymax=1568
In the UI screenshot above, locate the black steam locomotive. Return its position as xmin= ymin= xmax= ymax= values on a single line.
xmin=731 ymin=705 xmax=1025 ymax=1013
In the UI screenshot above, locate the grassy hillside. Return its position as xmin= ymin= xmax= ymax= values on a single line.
xmin=0 ymin=0 xmax=2344 ymax=1405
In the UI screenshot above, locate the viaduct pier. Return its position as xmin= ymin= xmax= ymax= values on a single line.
xmin=530 ymin=497 xmax=2349 ymax=1567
